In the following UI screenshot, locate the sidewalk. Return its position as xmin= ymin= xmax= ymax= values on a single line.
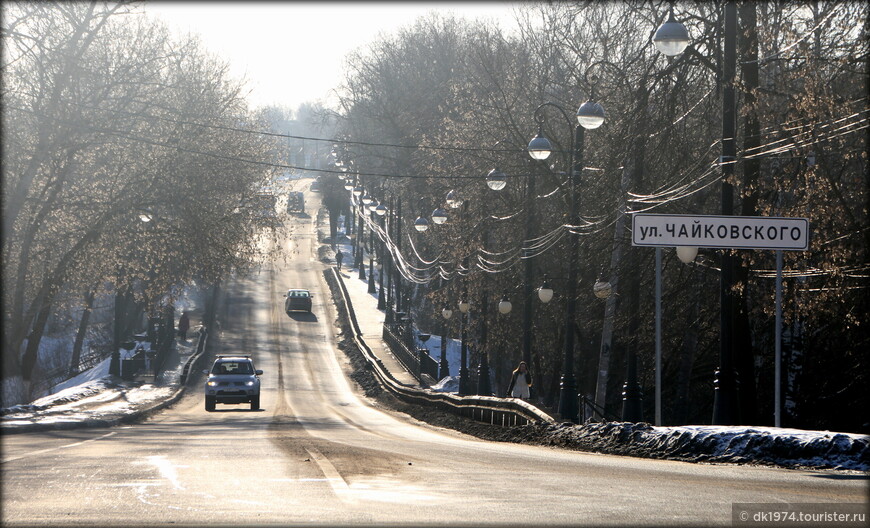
xmin=1 ymin=319 xmax=203 ymax=434
xmin=334 ymin=266 xmax=418 ymax=387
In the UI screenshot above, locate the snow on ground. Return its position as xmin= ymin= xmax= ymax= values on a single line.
xmin=430 ymin=376 xmax=460 ymax=393
xmin=646 ymin=425 xmax=869 ymax=470
xmin=52 ymin=356 xmax=112 ymax=393
xmin=501 ymin=421 xmax=869 ymax=471
xmin=1 ymin=337 xmax=198 ymax=430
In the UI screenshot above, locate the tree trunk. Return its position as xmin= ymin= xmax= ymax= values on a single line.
xmin=597 ymin=81 xmax=649 ymax=416
xmin=69 ymin=286 xmax=97 ymax=376
xmin=22 ymin=295 xmax=55 ymax=386
xmin=594 ymin=142 xmax=633 ymax=415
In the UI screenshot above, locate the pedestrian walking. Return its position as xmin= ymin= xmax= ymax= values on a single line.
xmin=336 ymin=250 xmax=344 ymax=270
xmin=506 ymin=361 xmax=533 ymax=400
xmin=178 ymin=311 xmax=190 ymax=342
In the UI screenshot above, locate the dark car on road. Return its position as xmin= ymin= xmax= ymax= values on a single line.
xmin=284 ymin=289 xmax=312 ymax=314
xmin=287 ymin=191 xmax=304 ymax=213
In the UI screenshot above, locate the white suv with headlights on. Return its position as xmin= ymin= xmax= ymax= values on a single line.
xmin=203 ymin=356 xmax=262 ymax=411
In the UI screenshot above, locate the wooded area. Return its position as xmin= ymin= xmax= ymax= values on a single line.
xmin=328 ymin=1 xmax=868 ymax=432
xmin=2 ymin=2 xmax=282 ymax=404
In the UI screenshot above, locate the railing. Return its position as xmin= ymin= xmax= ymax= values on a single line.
xmin=580 ymin=393 xmax=621 ymax=423
xmin=74 ymin=345 xmax=113 ymax=375
xmin=327 ymin=267 xmax=555 ymax=427
xmin=180 ymin=326 xmax=210 ymax=385
xmin=382 ymin=325 xmax=439 ymax=383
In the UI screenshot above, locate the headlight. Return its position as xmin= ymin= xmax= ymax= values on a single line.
xmin=207 ymin=381 xmax=217 ymax=387
xmin=246 ymin=381 xmax=255 ymax=386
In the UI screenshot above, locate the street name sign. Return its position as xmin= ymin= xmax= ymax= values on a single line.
xmin=631 ymin=214 xmax=810 ymax=250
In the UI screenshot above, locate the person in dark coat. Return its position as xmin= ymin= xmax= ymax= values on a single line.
xmin=506 ymin=361 xmax=532 ymax=400
xmin=178 ymin=312 xmax=190 ymax=341
xmin=336 ymin=250 xmax=344 ymax=270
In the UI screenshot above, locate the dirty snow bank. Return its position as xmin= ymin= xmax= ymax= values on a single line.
xmin=494 ymin=421 xmax=869 ymax=471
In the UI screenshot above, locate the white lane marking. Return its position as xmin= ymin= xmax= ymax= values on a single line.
xmin=1 ymin=431 xmax=117 ymax=464
xmin=304 ymin=447 xmax=352 ymax=502
xmin=145 ymin=455 xmax=186 ymax=490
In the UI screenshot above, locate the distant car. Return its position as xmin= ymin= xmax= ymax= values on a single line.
xmin=203 ymin=356 xmax=262 ymax=411
xmin=287 ymin=191 xmax=305 ymax=213
xmin=284 ymin=289 xmax=313 ymax=314
xmin=309 ymin=181 xmax=321 ymax=192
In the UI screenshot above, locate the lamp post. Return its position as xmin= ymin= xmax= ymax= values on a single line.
xmin=521 ymin=165 xmax=537 ymax=393
xmin=418 ymin=333 xmax=431 ymax=382
xmin=476 ymin=288 xmax=492 ymax=397
xmin=385 ymin=197 xmax=395 ymax=324
xmin=376 ymin=202 xmax=387 ymax=310
xmin=394 ymin=197 xmax=403 ymax=314
xmin=440 ymin=306 xmax=452 ymax=380
xmin=458 ymin=290 xmax=471 ymax=396
xmin=654 ymin=2 xmax=740 ymax=425
xmin=367 ymin=200 xmax=377 ymax=294
xmin=528 ymin=98 xmax=604 ymax=423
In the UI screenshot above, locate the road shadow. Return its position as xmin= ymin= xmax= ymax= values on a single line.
xmin=808 ymin=473 xmax=868 ymax=480
xmin=286 ymin=311 xmax=318 ymax=323
xmin=209 ymin=408 xmax=267 ymax=413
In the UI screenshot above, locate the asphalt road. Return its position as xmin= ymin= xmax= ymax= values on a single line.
xmin=2 ymin=188 xmax=865 ymax=527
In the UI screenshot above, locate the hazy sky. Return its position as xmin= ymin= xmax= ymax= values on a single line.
xmin=142 ymin=2 xmax=523 ymax=111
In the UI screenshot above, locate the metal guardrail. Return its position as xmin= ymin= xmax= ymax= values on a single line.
xmin=382 ymin=325 xmax=439 ymax=383
xmin=326 ymin=267 xmax=555 ymax=427
xmin=180 ymin=327 xmax=210 ymax=385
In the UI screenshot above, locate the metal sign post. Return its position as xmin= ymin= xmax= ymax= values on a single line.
xmin=631 ymin=213 xmax=809 ymax=428
xmin=775 ymin=250 xmax=783 ymax=428
xmin=655 ymin=248 xmax=662 ymax=426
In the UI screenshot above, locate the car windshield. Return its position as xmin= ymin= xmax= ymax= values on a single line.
xmin=288 ymin=290 xmax=309 ymax=298
xmin=212 ymin=361 xmax=253 ymax=375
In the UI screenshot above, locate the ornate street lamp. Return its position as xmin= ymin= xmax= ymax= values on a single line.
xmin=576 ymin=100 xmax=606 ymax=130
xmin=593 ymin=277 xmax=613 ymax=299
xmin=486 ymin=168 xmax=507 ymax=191
xmin=527 ymin=126 xmax=553 ymax=160
xmin=457 ymin=293 xmax=470 ymax=395
xmin=446 ymin=189 xmax=463 ymax=209
xmin=528 ymin=95 xmax=604 ymax=423
xmin=538 ymin=276 xmax=554 ymax=304
xmin=458 ymin=297 xmax=470 ymax=314
xmin=414 ymin=216 xmax=429 ymax=232
xmin=676 ymin=246 xmax=699 ymax=263
xmin=498 ymin=293 xmax=512 ymax=314
xmin=652 ymin=7 xmax=691 ymax=56
xmin=431 ymin=207 xmax=447 ymax=225
xmin=655 ymin=2 xmax=740 ymax=425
